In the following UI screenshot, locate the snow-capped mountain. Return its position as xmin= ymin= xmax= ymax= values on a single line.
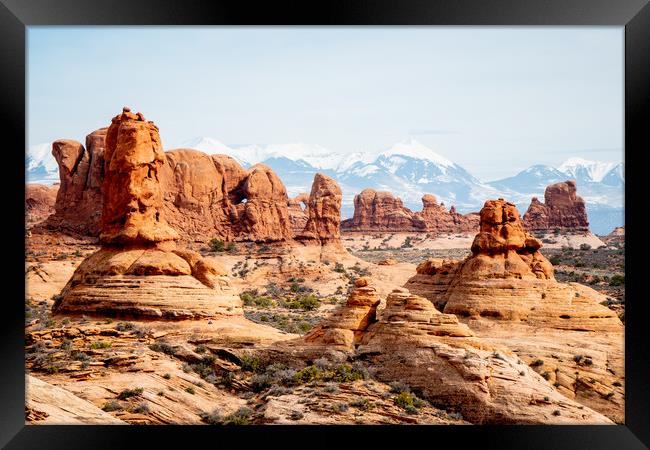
xmin=26 ymin=143 xmax=59 ymax=183
xmin=25 ymin=138 xmax=624 ymax=234
xmin=558 ymin=157 xmax=620 ymax=184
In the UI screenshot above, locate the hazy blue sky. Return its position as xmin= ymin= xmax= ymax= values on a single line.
xmin=28 ymin=27 xmax=623 ymax=180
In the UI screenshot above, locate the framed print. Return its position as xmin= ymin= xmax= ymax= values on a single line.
xmin=3 ymin=0 xmax=649 ymax=448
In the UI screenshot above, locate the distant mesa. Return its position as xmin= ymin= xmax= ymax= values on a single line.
xmin=53 ymin=108 xmax=243 ymax=319
xmin=522 ymin=180 xmax=589 ymax=233
xmin=340 ymin=188 xmax=478 ymax=234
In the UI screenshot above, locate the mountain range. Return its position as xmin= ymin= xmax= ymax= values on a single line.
xmin=26 ymin=137 xmax=624 ymax=235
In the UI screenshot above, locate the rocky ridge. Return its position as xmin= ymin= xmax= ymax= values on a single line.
xmin=341 ymin=189 xmax=479 ymax=234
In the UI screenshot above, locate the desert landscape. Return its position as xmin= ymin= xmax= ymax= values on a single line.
xmin=24 ymin=107 xmax=625 ymax=425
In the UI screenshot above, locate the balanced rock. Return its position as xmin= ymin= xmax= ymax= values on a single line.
xmin=53 ymin=108 xmax=242 ymax=319
xmin=26 ymin=184 xmax=58 ymax=225
xmin=405 ymin=198 xmax=624 ymax=422
xmin=523 ymin=180 xmax=589 ymax=232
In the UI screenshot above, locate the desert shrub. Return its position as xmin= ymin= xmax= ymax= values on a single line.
xmin=223 ymin=407 xmax=253 ymax=425
xmin=579 ymin=243 xmax=592 ymax=251
xmin=349 ymin=397 xmax=374 ymax=410
xmin=289 ymin=410 xmax=304 ymax=420
xmin=389 ymin=381 xmax=411 ymax=394
xmin=549 ymin=256 xmax=562 ymax=265
xmin=552 ymin=410 xmax=561 ymax=416
xmin=332 ymin=363 xmax=368 ymax=382
xmin=226 ymin=242 xmax=236 ymax=252
xmin=401 ymin=237 xmax=413 ymax=248
xmin=209 ymin=239 xmax=225 ymax=252
xmin=293 ymin=365 xmax=321 ymax=384
xmin=149 ymin=342 xmax=178 ymax=356
xmin=117 ymin=387 xmax=143 ymax=400
xmin=131 ymin=402 xmax=150 ymax=414
xmin=334 ymin=263 xmax=345 ymax=273
xmin=393 ymin=391 xmax=425 ymax=412
xmin=195 ymin=344 xmax=207 ymax=353
xmin=324 ymin=383 xmax=339 ymax=393
xmin=530 ymin=359 xmax=544 ymax=367
xmin=240 ymin=355 xmax=264 ymax=373
xmin=71 ymin=351 xmax=91 ymax=362
xmin=102 ymin=401 xmax=123 ymax=412
xmin=162 ymin=373 xmax=171 ymax=380
xmin=185 ymin=387 xmax=196 ymax=395
xmin=609 ymin=274 xmax=625 ymax=286
xmin=115 ymin=322 xmax=135 ymax=332
xmin=90 ymin=340 xmax=112 ymax=349
xmin=284 ymin=294 xmax=320 ymax=311
xmin=200 ymin=409 xmax=222 ymax=425
xmin=253 ymin=296 xmax=274 ymax=308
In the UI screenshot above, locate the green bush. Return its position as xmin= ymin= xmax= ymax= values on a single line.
xmin=117 ymin=387 xmax=143 ymax=400
xmin=90 ymin=340 xmax=112 ymax=349
xmin=209 ymin=239 xmax=226 ymax=252
xmin=393 ymin=391 xmax=425 ymax=412
xmin=223 ymin=407 xmax=253 ymax=425
xmin=609 ymin=274 xmax=625 ymax=286
xmin=334 ymin=263 xmax=345 ymax=273
xmin=579 ymin=243 xmax=592 ymax=251
xmin=240 ymin=356 xmax=264 ymax=373
xmin=284 ymin=294 xmax=320 ymax=311
xmin=149 ymin=342 xmax=178 ymax=355
xmin=102 ymin=400 xmax=123 ymax=412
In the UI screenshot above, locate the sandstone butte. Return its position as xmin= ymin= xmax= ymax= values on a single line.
xmin=52 ymin=108 xmax=243 ymax=319
xmin=26 ymin=183 xmax=58 ymax=226
xmin=341 ymin=188 xmax=479 ymax=234
xmin=40 ymin=128 xmax=349 ymax=247
xmin=265 ymin=277 xmax=612 ymax=424
xmin=522 ymin=180 xmax=590 ymax=233
xmin=405 ymin=198 xmax=624 ymax=422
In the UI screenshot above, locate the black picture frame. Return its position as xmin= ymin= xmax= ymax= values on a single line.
xmin=3 ymin=0 xmax=649 ymax=448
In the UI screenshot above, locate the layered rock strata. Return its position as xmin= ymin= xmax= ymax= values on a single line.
xmin=53 ymin=108 xmax=242 ymax=319
xmin=277 ymin=279 xmax=612 ymax=424
xmin=26 ymin=184 xmax=58 ymax=225
xmin=405 ymin=199 xmax=624 ymax=422
xmin=523 ymin=180 xmax=589 ymax=232
xmin=303 ymin=277 xmax=380 ymax=347
xmin=341 ymin=189 xmax=478 ymax=234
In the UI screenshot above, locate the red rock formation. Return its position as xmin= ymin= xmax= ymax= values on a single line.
xmin=43 ymin=129 xmax=108 ymax=235
xmin=522 ymin=180 xmax=589 ymax=232
xmin=297 ymin=173 xmax=342 ymax=245
xmin=341 ymin=189 xmax=478 ymax=234
xmin=45 ymin=132 xmax=293 ymax=243
xmin=54 ymin=108 xmax=242 ymax=319
xmin=341 ymin=189 xmax=425 ymax=232
xmin=287 ymin=193 xmax=309 ymax=234
xmin=417 ymin=194 xmax=479 ymax=234
xmin=405 ymin=198 xmax=624 ymax=422
xmin=26 ymin=184 xmax=58 ymax=225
